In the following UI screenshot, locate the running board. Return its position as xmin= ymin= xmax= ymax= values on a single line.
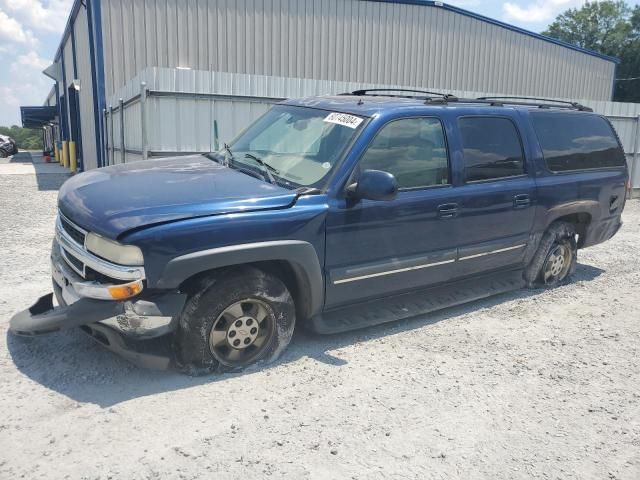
xmin=308 ymin=269 xmax=525 ymax=334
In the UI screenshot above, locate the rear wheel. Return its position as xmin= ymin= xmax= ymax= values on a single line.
xmin=174 ymin=266 xmax=296 ymax=375
xmin=524 ymin=222 xmax=577 ymax=288
xmin=541 ymin=241 xmax=573 ymax=285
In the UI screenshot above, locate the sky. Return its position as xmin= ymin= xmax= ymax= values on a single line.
xmin=1 ymin=0 xmax=639 ymax=127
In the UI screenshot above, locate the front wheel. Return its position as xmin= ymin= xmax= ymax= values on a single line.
xmin=525 ymin=222 xmax=577 ymax=288
xmin=174 ymin=266 xmax=296 ymax=375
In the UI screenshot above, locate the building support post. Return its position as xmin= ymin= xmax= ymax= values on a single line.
xmin=62 ymin=141 xmax=69 ymax=168
xmin=69 ymin=141 xmax=77 ymax=172
xmin=140 ymin=82 xmax=148 ymax=161
xmin=109 ymin=105 xmax=114 ymax=166
xmin=103 ymin=108 xmax=109 ymax=168
xmin=119 ymin=98 xmax=125 ymax=164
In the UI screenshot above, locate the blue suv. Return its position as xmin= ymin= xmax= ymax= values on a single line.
xmin=11 ymin=90 xmax=628 ymax=374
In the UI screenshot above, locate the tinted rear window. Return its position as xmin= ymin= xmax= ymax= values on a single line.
xmin=458 ymin=117 xmax=525 ymax=182
xmin=531 ymin=112 xmax=625 ymax=172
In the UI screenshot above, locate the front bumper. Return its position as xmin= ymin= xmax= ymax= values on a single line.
xmin=9 ymin=293 xmax=178 ymax=370
xmin=9 ymin=215 xmax=188 ymax=369
xmin=10 ymin=239 xmax=187 ymax=367
xmin=10 ymin=292 xmax=123 ymax=336
xmin=10 ymin=284 xmax=187 ymax=338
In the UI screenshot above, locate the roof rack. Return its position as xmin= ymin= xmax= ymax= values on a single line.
xmin=342 ymin=88 xmax=459 ymax=103
xmin=338 ymin=89 xmax=592 ymax=111
xmin=476 ymin=96 xmax=592 ymax=111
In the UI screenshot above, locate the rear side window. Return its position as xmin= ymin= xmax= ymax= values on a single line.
xmin=359 ymin=117 xmax=449 ymax=189
xmin=531 ymin=112 xmax=626 ymax=172
xmin=458 ymin=117 xmax=525 ymax=182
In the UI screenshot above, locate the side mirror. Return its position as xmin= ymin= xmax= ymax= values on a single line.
xmin=347 ymin=169 xmax=398 ymax=201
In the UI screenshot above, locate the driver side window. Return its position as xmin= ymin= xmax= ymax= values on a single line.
xmin=359 ymin=117 xmax=450 ymax=189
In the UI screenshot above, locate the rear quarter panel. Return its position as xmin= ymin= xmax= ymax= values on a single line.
xmin=523 ymin=111 xmax=628 ymax=248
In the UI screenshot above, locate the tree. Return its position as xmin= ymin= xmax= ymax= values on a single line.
xmin=543 ymin=1 xmax=640 ymax=103
xmin=0 ymin=126 xmax=43 ymax=150
xmin=617 ymin=6 xmax=640 ymax=101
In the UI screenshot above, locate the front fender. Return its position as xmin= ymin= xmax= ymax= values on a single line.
xmin=154 ymin=240 xmax=324 ymax=317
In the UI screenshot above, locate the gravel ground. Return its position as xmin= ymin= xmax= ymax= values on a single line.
xmin=1 ymin=154 xmax=639 ymax=480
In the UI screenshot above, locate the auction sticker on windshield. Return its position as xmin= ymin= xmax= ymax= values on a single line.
xmin=324 ymin=112 xmax=363 ymax=129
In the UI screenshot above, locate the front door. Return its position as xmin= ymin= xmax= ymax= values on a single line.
xmin=324 ymin=116 xmax=460 ymax=309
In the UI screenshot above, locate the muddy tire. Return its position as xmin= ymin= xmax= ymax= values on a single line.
xmin=173 ymin=266 xmax=295 ymax=376
xmin=524 ymin=222 xmax=577 ymax=288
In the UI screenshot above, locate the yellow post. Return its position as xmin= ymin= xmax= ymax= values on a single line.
xmin=62 ymin=141 xmax=69 ymax=168
xmin=69 ymin=141 xmax=77 ymax=173
xmin=54 ymin=144 xmax=59 ymax=163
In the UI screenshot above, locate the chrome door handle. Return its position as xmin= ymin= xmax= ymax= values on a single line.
xmin=513 ymin=194 xmax=530 ymax=208
xmin=437 ymin=203 xmax=458 ymax=218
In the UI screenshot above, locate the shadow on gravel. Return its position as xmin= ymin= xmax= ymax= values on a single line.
xmin=7 ymin=152 xmax=71 ymax=191
xmin=6 ymin=262 xmax=604 ymax=407
xmin=9 ymin=152 xmax=32 ymax=163
xmin=34 ymin=171 xmax=70 ymax=191
xmin=571 ymin=263 xmax=605 ymax=282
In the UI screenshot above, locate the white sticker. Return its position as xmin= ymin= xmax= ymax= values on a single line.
xmin=322 ymin=162 xmax=331 ymax=169
xmin=323 ymin=112 xmax=363 ymax=129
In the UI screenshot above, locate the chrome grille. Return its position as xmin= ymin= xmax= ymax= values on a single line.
xmin=57 ymin=213 xmax=88 ymax=278
xmin=59 ymin=214 xmax=86 ymax=246
xmin=54 ymin=213 xmax=146 ymax=283
xmin=63 ymin=249 xmax=84 ymax=273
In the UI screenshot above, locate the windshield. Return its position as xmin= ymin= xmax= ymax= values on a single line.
xmin=222 ymin=105 xmax=365 ymax=188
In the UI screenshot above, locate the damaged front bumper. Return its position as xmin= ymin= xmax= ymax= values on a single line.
xmin=10 ymin=292 xmax=180 ymax=369
xmin=9 ymin=239 xmax=186 ymax=369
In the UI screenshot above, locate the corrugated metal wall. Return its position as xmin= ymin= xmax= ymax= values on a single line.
xmin=587 ymin=101 xmax=640 ymax=190
xmin=73 ymin=6 xmax=99 ymax=171
xmin=105 ymin=67 xmax=640 ymax=189
xmin=100 ymin=0 xmax=615 ymax=102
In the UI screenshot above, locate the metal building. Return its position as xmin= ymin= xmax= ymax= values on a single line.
xmin=21 ymin=0 xmax=638 ymax=186
xmin=20 ymin=0 xmax=103 ymax=171
xmin=100 ymin=0 xmax=617 ymax=100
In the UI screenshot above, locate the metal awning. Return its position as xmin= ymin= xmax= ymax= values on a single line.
xmin=20 ymin=106 xmax=58 ymax=128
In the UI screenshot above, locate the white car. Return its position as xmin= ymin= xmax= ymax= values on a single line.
xmin=0 ymin=135 xmax=18 ymax=157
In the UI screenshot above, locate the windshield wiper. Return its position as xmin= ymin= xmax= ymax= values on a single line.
xmin=244 ymin=153 xmax=279 ymax=184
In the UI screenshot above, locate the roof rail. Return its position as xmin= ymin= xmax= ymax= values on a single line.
xmin=476 ymin=96 xmax=592 ymax=111
xmin=337 ymin=90 xmax=592 ymax=111
xmin=343 ymin=88 xmax=459 ymax=103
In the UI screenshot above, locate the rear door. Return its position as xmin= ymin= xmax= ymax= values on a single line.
xmin=449 ymin=114 xmax=537 ymax=278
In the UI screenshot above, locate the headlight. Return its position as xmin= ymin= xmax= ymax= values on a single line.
xmin=85 ymin=232 xmax=144 ymax=266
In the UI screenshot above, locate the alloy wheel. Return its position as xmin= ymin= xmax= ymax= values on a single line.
xmin=542 ymin=242 xmax=572 ymax=285
xmin=208 ymin=299 xmax=275 ymax=367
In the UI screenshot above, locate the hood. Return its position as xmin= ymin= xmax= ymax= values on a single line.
xmin=58 ymin=155 xmax=297 ymax=238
